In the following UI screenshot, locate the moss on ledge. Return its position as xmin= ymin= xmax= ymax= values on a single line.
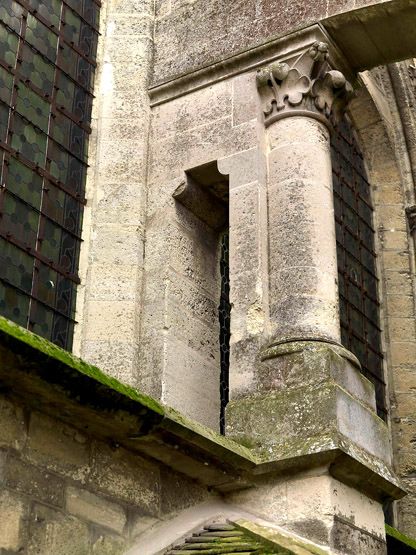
xmin=0 ymin=315 xmax=165 ymax=415
xmin=386 ymin=524 xmax=416 ymax=553
xmin=0 ymin=315 xmax=255 ymax=474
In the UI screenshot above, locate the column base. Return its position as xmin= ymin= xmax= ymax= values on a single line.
xmin=226 ymin=341 xmax=404 ymax=500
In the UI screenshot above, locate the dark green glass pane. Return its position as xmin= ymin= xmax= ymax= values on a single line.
xmin=347 ymin=282 xmax=362 ymax=311
xmin=16 ymin=83 xmax=50 ymax=133
xmin=349 ymin=306 xmax=364 ymax=337
xmin=49 ymin=141 xmax=85 ymax=193
xmin=366 ymin=320 xmax=381 ymax=347
xmin=342 ymin=183 xmax=355 ymax=208
xmin=360 ymin=221 xmax=374 ymax=251
xmin=339 ymin=154 xmax=353 ymax=184
xmin=353 ymin=151 xmax=367 ymax=179
xmin=0 ymin=281 xmax=29 ymax=327
xmin=361 ymin=245 xmax=376 ymax=274
xmin=28 ymin=0 xmax=61 ymax=28
xmin=41 ymin=217 xmax=80 ymax=274
xmin=36 ymin=263 xmax=58 ymax=307
xmin=42 ymin=181 xmax=66 ymax=223
xmin=51 ymin=111 xmax=87 ymax=160
xmin=364 ymin=297 xmax=379 ymax=323
xmin=52 ymin=314 xmax=73 ymax=348
xmin=63 ymin=195 xmax=82 ymax=234
xmin=20 ymin=45 xmax=55 ymax=96
xmin=340 ymin=324 xmax=349 ymax=349
xmin=1 ymin=193 xmax=39 ymax=249
xmin=7 ymin=157 xmax=43 ymax=208
xmin=344 ymin=229 xmax=360 ymax=259
xmin=0 ymin=102 xmax=9 ymax=141
xmin=350 ymin=335 xmax=366 ymax=366
xmin=66 ymin=0 xmax=99 ymax=28
xmin=59 ymin=40 xmax=95 ymax=90
xmin=358 ymin=197 xmax=373 ymax=223
xmin=26 ymin=14 xmax=58 ymax=62
xmin=56 ymin=71 xmax=92 ymax=120
xmin=363 ymin=268 xmax=378 ymax=300
xmin=0 ymin=1 xmax=24 ymax=34
xmin=60 ymin=231 xmax=79 ymax=273
xmin=0 ymin=237 xmax=34 ymax=292
xmin=43 ymin=184 xmax=81 ymax=235
xmin=63 ymin=9 xmax=81 ymax=44
xmin=30 ymin=301 xmax=53 ymax=339
xmin=343 ymin=204 xmax=358 ymax=234
xmin=338 ymin=272 xmax=345 ymax=297
xmin=345 ymin=253 xmax=361 ymax=286
xmin=40 ymin=217 xmax=62 ymax=264
xmin=332 ymin=171 xmax=341 ymax=196
xmin=357 ymin=174 xmax=371 ymax=202
xmin=368 ymin=350 xmax=383 ymax=375
xmin=56 ymin=273 xmax=76 ymax=317
xmin=11 ymin=115 xmax=47 ymax=166
xmin=0 ymin=66 xmax=13 ymax=104
xmin=0 ymin=24 xmax=19 ymax=68
xmin=336 ymin=241 xmax=344 ymax=271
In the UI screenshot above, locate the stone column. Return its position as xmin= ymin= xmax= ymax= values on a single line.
xmin=226 ymin=43 xmax=403 ymax=551
xmin=259 ymin=42 xmax=352 ymax=349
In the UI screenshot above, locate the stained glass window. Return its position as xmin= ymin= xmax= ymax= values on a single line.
xmin=0 ymin=0 xmax=99 ymax=349
xmin=332 ymin=117 xmax=386 ymax=419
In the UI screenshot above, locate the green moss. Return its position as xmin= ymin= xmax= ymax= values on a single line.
xmin=386 ymin=524 xmax=416 ymax=550
xmin=0 ymin=315 xmax=164 ymax=416
xmin=0 ymin=316 xmax=256 ymax=464
xmin=164 ymin=404 xmax=257 ymax=462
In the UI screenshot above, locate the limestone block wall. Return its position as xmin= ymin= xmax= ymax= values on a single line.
xmin=74 ymin=0 xmax=154 ymax=385
xmin=0 ymin=394 xmax=208 ymax=554
xmin=151 ymin=0 xmax=394 ymax=87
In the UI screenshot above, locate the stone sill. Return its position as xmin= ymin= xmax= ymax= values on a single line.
xmin=0 ymin=316 xmax=406 ymax=499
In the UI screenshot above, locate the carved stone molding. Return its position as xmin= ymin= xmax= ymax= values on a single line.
xmin=406 ymin=205 xmax=416 ymax=233
xmin=256 ymin=41 xmax=354 ymax=129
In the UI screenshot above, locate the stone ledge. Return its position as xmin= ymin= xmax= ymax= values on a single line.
xmin=0 ymin=316 xmax=405 ymax=500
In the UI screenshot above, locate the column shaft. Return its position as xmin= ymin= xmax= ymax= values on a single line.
xmin=266 ymin=116 xmax=340 ymax=345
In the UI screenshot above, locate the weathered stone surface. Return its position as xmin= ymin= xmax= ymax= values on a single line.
xmin=66 ymin=487 xmax=126 ymax=535
xmin=26 ymin=412 xmax=90 ymax=480
xmin=0 ymin=489 xmax=26 ymax=551
xmin=91 ymin=535 xmax=126 ymax=554
xmin=160 ymin=468 xmax=208 ymax=514
xmin=0 ymin=397 xmax=26 ymax=450
xmin=88 ymin=443 xmax=160 ymax=513
xmin=5 ymin=455 xmax=65 ymax=507
xmin=28 ymin=504 xmax=90 ymax=555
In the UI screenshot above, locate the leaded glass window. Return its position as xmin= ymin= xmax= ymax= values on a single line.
xmin=332 ymin=117 xmax=386 ymax=419
xmin=219 ymin=229 xmax=230 ymax=435
xmin=0 ymin=0 xmax=99 ymax=349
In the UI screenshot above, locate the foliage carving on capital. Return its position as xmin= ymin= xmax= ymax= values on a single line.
xmin=256 ymin=41 xmax=354 ymax=128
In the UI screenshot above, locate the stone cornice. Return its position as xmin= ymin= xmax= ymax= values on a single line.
xmin=256 ymin=41 xmax=354 ymax=128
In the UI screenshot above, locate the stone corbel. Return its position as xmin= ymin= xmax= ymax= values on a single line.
xmin=256 ymin=41 xmax=354 ymax=128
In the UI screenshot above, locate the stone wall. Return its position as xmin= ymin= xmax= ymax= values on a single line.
xmin=151 ymin=0 xmax=396 ymax=86
xmin=0 ymin=394 xmax=208 ymax=554
xmin=74 ymin=0 xmax=155 ymax=386
xmin=141 ymin=71 xmax=269 ymax=428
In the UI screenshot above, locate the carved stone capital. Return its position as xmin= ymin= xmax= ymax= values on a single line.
xmin=256 ymin=41 xmax=354 ymax=129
